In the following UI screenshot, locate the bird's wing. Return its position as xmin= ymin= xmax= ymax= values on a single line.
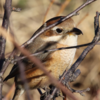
xmin=4 ymin=41 xmax=57 ymax=81
xmin=4 ymin=16 xmax=63 ymax=81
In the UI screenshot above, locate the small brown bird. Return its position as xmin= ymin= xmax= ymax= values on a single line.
xmin=4 ymin=16 xmax=82 ymax=100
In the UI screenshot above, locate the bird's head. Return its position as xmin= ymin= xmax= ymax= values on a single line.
xmin=40 ymin=16 xmax=83 ymax=46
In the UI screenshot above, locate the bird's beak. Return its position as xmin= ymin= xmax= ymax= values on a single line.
xmin=70 ymin=28 xmax=83 ymax=35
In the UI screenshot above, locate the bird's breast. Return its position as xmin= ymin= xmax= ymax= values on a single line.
xmin=17 ymin=43 xmax=77 ymax=89
xmin=43 ymin=43 xmax=76 ymax=80
xmin=52 ymin=43 xmax=76 ymax=70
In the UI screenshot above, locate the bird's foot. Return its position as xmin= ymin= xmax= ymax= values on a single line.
xmin=40 ymin=86 xmax=51 ymax=100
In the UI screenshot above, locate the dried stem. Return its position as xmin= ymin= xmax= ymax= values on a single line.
xmin=0 ymin=0 xmax=12 ymax=59
xmin=56 ymin=0 xmax=71 ymax=16
xmin=17 ymin=60 xmax=32 ymax=100
xmin=0 ymin=27 xmax=77 ymax=100
xmin=43 ymin=0 xmax=56 ymax=23
xmin=76 ymin=13 xmax=89 ymax=26
xmin=12 ymin=42 xmax=92 ymax=63
xmin=0 ymin=0 xmax=97 ymax=100
xmin=2 ymin=0 xmax=96 ymax=75
xmin=22 ymin=0 xmax=96 ymax=48
xmin=45 ymin=11 xmax=100 ymax=100
xmin=0 ymin=0 xmax=12 ymax=99
xmin=4 ymin=84 xmax=15 ymax=100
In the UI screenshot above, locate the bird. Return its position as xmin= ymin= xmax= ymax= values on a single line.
xmin=4 ymin=16 xmax=82 ymax=100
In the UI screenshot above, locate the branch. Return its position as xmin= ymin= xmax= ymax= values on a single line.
xmin=4 ymin=84 xmax=15 ymax=100
xmin=17 ymin=60 xmax=32 ymax=100
xmin=56 ymin=0 xmax=71 ymax=16
xmin=1 ymin=0 xmax=96 ymax=100
xmin=2 ymin=0 xmax=12 ymax=30
xmin=0 ymin=0 xmax=12 ymax=99
xmin=12 ymin=42 xmax=92 ymax=63
xmin=45 ymin=11 xmax=100 ymax=100
xmin=22 ymin=0 xmax=96 ymax=47
xmin=76 ymin=13 xmax=89 ymax=26
xmin=0 ymin=27 xmax=78 ymax=100
xmin=43 ymin=0 xmax=56 ymax=23
xmin=2 ymin=0 xmax=96 ymax=77
xmin=0 ymin=0 xmax=12 ymax=59
xmin=0 ymin=0 xmax=12 ymax=71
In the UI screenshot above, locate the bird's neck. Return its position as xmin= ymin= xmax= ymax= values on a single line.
xmin=59 ymin=34 xmax=78 ymax=46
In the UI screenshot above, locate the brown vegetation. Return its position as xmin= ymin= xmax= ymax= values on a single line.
xmin=0 ymin=0 xmax=100 ymax=100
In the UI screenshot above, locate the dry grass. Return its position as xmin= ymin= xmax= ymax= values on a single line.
xmin=1 ymin=0 xmax=100 ymax=100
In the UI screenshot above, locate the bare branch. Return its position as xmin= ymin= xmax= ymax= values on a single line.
xmin=12 ymin=42 xmax=92 ymax=63
xmin=2 ymin=0 xmax=12 ymax=30
xmin=76 ymin=13 xmax=89 ymax=26
xmin=22 ymin=0 xmax=96 ymax=47
xmin=43 ymin=0 xmax=56 ymax=23
xmin=0 ymin=27 xmax=78 ymax=100
xmin=2 ymin=0 xmax=96 ymax=76
xmin=1 ymin=1 xmax=97 ymax=100
xmin=45 ymin=11 xmax=100 ymax=100
xmin=17 ymin=60 xmax=32 ymax=100
xmin=0 ymin=0 xmax=12 ymax=99
xmin=56 ymin=0 xmax=71 ymax=16
xmin=4 ymin=84 xmax=15 ymax=100
xmin=0 ymin=0 xmax=12 ymax=59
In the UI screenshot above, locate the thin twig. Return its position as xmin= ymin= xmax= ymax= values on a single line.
xmin=0 ymin=0 xmax=12 ymax=99
xmin=12 ymin=42 xmax=92 ymax=63
xmin=76 ymin=13 xmax=89 ymax=26
xmin=1 ymin=0 xmax=96 ymax=100
xmin=0 ymin=0 xmax=12 ymax=59
xmin=2 ymin=0 xmax=96 ymax=77
xmin=4 ymin=83 xmax=15 ymax=100
xmin=56 ymin=0 xmax=71 ymax=16
xmin=2 ymin=0 xmax=12 ymax=30
xmin=0 ymin=27 xmax=78 ymax=100
xmin=51 ymin=0 xmax=61 ymax=6
xmin=43 ymin=0 xmax=56 ymax=23
xmin=1 ymin=23 xmax=18 ymax=75
xmin=22 ymin=0 xmax=96 ymax=48
xmin=17 ymin=60 xmax=32 ymax=100
xmin=1 ymin=51 xmax=15 ymax=75
xmin=46 ymin=11 xmax=100 ymax=100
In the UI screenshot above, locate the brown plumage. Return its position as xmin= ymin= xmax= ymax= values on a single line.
xmin=4 ymin=16 xmax=82 ymax=100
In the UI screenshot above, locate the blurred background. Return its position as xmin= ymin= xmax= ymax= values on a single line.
xmin=0 ymin=0 xmax=100 ymax=100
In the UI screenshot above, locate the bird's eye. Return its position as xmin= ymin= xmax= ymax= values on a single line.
xmin=56 ymin=28 xmax=63 ymax=33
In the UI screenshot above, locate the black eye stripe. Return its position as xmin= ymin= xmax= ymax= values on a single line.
xmin=56 ymin=28 xmax=63 ymax=33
